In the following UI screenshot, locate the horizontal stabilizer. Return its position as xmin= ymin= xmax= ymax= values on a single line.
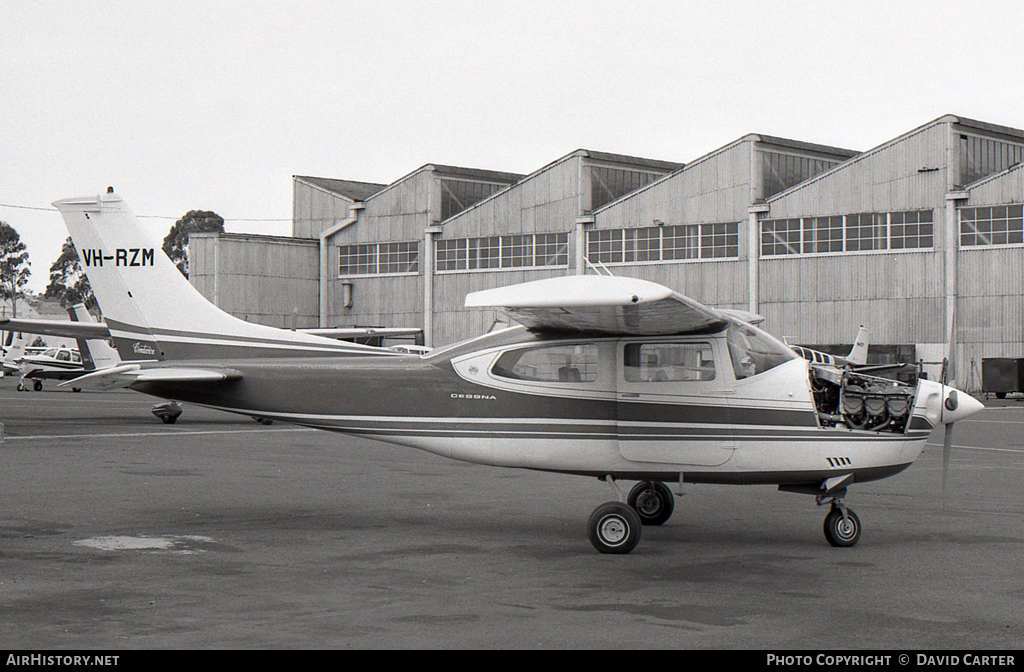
xmin=0 ymin=317 xmax=110 ymax=340
xmin=59 ymin=364 xmax=242 ymax=390
xmin=465 ymin=275 xmax=727 ymax=336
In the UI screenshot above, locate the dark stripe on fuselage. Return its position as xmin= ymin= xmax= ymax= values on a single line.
xmin=131 ymin=353 xmax=928 ymax=446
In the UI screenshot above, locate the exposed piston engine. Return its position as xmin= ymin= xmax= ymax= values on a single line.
xmin=811 ymin=366 xmax=917 ymax=433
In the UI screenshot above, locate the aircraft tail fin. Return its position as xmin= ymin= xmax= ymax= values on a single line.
xmin=1 ymin=335 xmax=25 ymax=376
xmin=847 ymin=325 xmax=869 ymax=366
xmin=2 ymin=335 xmax=26 ymax=367
xmin=52 ymin=191 xmax=388 ymax=361
xmin=69 ymin=303 xmax=120 ymax=371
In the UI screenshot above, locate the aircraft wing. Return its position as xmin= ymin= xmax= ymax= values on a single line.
xmin=0 ymin=317 xmax=110 ymax=340
xmin=59 ymin=364 xmax=243 ymax=391
xmin=465 ymin=276 xmax=728 ymax=336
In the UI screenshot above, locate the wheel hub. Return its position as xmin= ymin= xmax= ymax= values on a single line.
xmin=635 ymin=491 xmax=662 ymax=516
xmin=598 ymin=515 xmax=628 ymax=545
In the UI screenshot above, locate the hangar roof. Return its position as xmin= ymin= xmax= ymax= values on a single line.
xmin=293 ymin=176 xmax=389 ymax=202
xmin=748 ymin=134 xmax=860 ymax=160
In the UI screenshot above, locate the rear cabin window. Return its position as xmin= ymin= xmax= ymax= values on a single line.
xmin=491 ymin=344 xmax=599 ymax=383
xmin=624 ymin=342 xmax=716 ymax=382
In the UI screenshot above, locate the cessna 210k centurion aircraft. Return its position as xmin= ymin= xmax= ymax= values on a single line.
xmin=28 ymin=190 xmax=983 ymax=554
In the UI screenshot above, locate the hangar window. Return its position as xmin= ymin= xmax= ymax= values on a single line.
xmin=761 ymin=219 xmax=802 ymax=255
xmin=436 ymin=238 xmax=468 ymax=270
xmin=662 ymin=225 xmax=699 ymax=260
xmin=470 ymin=237 xmax=502 ymax=269
xmin=802 ymin=216 xmax=843 ymax=253
xmin=587 ymin=229 xmax=624 ymax=263
xmin=761 ymin=210 xmax=932 ymax=256
xmin=590 ymin=167 xmax=665 ymax=210
xmin=491 ymin=344 xmax=599 ymax=383
xmin=437 ymin=233 xmax=569 ymax=271
xmin=846 ymin=213 xmax=887 ymax=251
xmin=379 ymin=242 xmax=420 ymax=273
xmin=502 ymin=235 xmax=534 ymax=268
xmin=339 ymin=242 xmax=420 ymax=276
xmin=440 ymin=180 xmax=507 ymax=220
xmin=700 ymin=222 xmax=738 ymax=258
xmin=762 ymin=152 xmax=844 ymax=198
xmin=960 ymin=205 xmax=1024 ymax=247
xmin=890 ymin=210 xmax=933 ymax=249
xmin=625 ymin=227 xmax=662 ymax=262
xmin=587 ymin=223 xmax=737 ymax=264
xmin=338 ymin=244 xmax=376 ymax=275
xmin=535 ymin=233 xmax=569 ymax=266
xmin=960 ymin=135 xmax=1024 ymax=185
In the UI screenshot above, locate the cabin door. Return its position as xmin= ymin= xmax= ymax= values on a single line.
xmin=615 ymin=338 xmax=735 ymax=467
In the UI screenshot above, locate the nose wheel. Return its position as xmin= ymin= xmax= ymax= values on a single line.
xmin=822 ymin=504 xmax=861 ymax=547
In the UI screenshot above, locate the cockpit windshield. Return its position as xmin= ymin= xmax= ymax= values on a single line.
xmin=726 ymin=318 xmax=797 ymax=379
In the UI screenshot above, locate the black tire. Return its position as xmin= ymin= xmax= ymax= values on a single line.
xmin=627 ymin=481 xmax=675 ymax=526
xmin=996 ymin=392 xmax=1007 ymax=399
xmin=159 ymin=414 xmax=178 ymax=424
xmin=33 ymin=380 xmax=43 ymax=392
xmin=587 ymin=501 xmax=642 ymax=554
xmin=823 ymin=507 xmax=861 ymax=547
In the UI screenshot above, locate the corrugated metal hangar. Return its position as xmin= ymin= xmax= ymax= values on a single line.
xmin=189 ymin=114 xmax=1024 ymax=390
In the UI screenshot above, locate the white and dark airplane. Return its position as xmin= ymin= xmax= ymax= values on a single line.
xmin=1 ymin=305 xmax=120 ymax=391
xmin=789 ymin=326 xmax=869 ymax=368
xmin=15 ymin=343 xmax=84 ymax=391
xmin=14 ymin=190 xmax=985 ymax=554
xmin=790 ymin=327 xmax=922 ymax=382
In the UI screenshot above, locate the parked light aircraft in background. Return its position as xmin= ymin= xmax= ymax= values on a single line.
xmin=16 ymin=190 xmax=985 ymax=554
xmin=790 ymin=326 xmax=921 ymax=380
xmin=15 ymin=343 xmax=83 ymax=391
xmin=789 ymin=326 xmax=869 ymax=368
xmin=0 ymin=305 xmax=121 ymax=391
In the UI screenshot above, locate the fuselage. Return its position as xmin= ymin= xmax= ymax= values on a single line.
xmin=19 ymin=347 xmax=85 ymax=381
xmin=130 ymin=324 xmax=946 ymax=488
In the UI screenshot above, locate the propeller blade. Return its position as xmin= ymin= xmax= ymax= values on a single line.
xmin=942 ymin=422 xmax=954 ymax=510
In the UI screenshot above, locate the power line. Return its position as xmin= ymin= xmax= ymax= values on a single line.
xmin=0 ymin=202 xmax=291 ymax=222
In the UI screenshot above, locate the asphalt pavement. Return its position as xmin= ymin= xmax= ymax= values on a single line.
xmin=0 ymin=379 xmax=1021 ymax=649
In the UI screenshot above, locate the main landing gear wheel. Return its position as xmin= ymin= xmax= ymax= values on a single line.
xmin=823 ymin=506 xmax=861 ymax=547
xmin=33 ymin=380 xmax=43 ymax=392
xmin=587 ymin=501 xmax=642 ymax=554
xmin=627 ymin=481 xmax=675 ymax=526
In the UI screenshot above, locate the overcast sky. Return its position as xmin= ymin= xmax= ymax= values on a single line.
xmin=3 ymin=0 xmax=1023 ymax=294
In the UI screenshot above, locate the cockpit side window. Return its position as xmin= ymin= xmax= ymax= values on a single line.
xmin=491 ymin=344 xmax=599 ymax=383
xmin=623 ymin=342 xmax=716 ymax=382
xmin=726 ymin=319 xmax=797 ymax=379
